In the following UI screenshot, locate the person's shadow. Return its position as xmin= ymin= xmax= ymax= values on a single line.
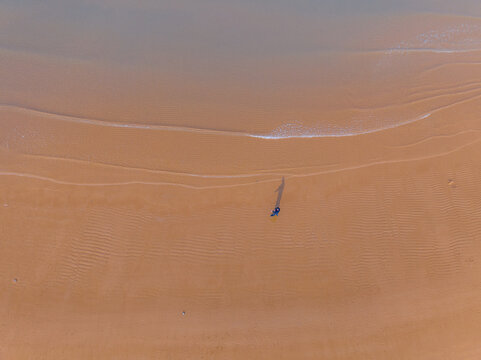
xmin=274 ymin=177 xmax=285 ymax=208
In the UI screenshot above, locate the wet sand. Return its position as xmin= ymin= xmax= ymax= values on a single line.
xmin=2 ymin=2 xmax=481 ymax=359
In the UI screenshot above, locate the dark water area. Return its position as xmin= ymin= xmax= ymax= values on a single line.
xmin=2 ymin=0 xmax=481 ymax=136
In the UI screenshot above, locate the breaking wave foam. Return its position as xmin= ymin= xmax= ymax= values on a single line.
xmin=1 ymin=103 xmax=433 ymax=140
xmin=251 ymin=113 xmax=432 ymax=139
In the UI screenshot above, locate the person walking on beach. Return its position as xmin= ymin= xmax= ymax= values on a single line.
xmin=270 ymin=177 xmax=284 ymax=217
xmin=271 ymin=207 xmax=280 ymax=216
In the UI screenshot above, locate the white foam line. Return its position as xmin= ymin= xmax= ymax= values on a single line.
xmin=255 ymin=89 xmax=481 ymax=139
xmin=2 ymin=134 xmax=480 ymax=188
xmin=19 ymin=152 xmax=287 ymax=179
xmin=251 ymin=113 xmax=432 ymax=139
xmin=0 ymin=171 xmax=278 ymax=190
xmin=326 ymin=47 xmax=481 ymax=55
xmin=383 ymin=47 xmax=481 ymax=54
xmin=0 ymin=104 xmax=250 ymax=138
xmin=1 ymin=103 xmax=432 ymax=140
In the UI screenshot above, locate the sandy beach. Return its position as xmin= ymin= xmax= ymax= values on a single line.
xmin=2 ymin=1 xmax=481 ymax=359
